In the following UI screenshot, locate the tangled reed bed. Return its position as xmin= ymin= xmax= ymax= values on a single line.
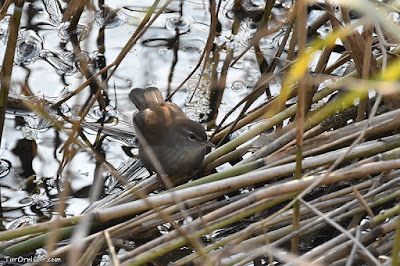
xmin=0 ymin=0 xmax=400 ymax=265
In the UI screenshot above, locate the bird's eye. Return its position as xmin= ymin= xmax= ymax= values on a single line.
xmin=188 ymin=133 xmax=196 ymax=140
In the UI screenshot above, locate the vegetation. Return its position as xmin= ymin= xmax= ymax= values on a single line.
xmin=0 ymin=0 xmax=399 ymax=265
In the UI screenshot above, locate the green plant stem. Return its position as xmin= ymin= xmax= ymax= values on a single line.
xmin=391 ymin=209 xmax=400 ymax=266
xmin=121 ymin=193 xmax=296 ymax=265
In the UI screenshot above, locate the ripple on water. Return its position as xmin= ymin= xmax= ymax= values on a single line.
xmin=24 ymin=115 xmax=53 ymax=132
xmin=0 ymin=159 xmax=11 ymax=178
xmin=43 ymin=0 xmax=63 ymax=25
xmin=0 ymin=16 xmax=10 ymax=42
xmin=164 ymin=16 xmax=194 ymax=34
xmin=58 ymin=23 xmax=89 ymax=43
xmin=231 ymin=80 xmax=247 ymax=91
xmin=184 ymin=76 xmax=211 ymax=121
xmin=94 ymin=6 xmax=126 ymax=29
xmin=15 ymin=29 xmax=43 ymax=65
xmin=258 ymin=29 xmax=284 ymax=49
xmin=39 ymin=50 xmax=79 ymax=75
xmin=7 ymin=216 xmax=37 ymax=230
xmin=88 ymin=105 xmax=118 ymax=123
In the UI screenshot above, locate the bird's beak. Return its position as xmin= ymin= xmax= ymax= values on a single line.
xmin=202 ymin=140 xmax=216 ymax=148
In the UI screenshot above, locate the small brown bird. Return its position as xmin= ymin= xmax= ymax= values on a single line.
xmin=129 ymin=87 xmax=213 ymax=186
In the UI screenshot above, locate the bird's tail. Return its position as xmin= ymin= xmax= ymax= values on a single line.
xmin=129 ymin=87 xmax=164 ymax=110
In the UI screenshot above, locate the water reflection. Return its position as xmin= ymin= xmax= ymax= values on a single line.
xmin=11 ymin=138 xmax=36 ymax=190
xmin=42 ymin=0 xmax=63 ymax=25
xmin=58 ymin=23 xmax=90 ymax=43
xmin=164 ymin=16 xmax=194 ymax=34
xmin=40 ymin=50 xmax=79 ymax=75
xmin=94 ymin=6 xmax=126 ymax=29
xmin=0 ymin=159 xmax=11 ymax=178
xmin=15 ymin=29 xmax=42 ymax=64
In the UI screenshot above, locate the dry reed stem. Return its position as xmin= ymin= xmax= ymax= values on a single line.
xmin=196 ymin=190 xmax=400 ymax=266
xmin=0 ymin=2 xmax=22 ymax=145
xmin=113 ymin=3 xmax=400 ymax=264
xmin=2 ymin=0 xmax=400 ymax=264
xmin=107 ymin=160 xmax=400 ymax=264
xmin=0 ymin=0 xmax=12 ymax=19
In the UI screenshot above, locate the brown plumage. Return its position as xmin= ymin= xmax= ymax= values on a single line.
xmin=129 ymin=87 xmax=212 ymax=181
